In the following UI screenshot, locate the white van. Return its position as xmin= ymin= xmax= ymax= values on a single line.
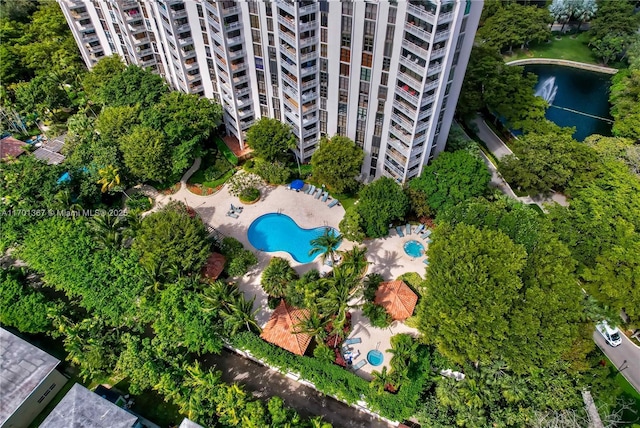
xmin=596 ymin=321 xmax=622 ymax=347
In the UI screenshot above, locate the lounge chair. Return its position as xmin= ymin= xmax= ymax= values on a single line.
xmin=426 ymin=238 xmax=433 ymax=244
xmin=414 ymin=224 xmax=425 ymax=235
xmin=423 ymin=229 xmax=432 ymax=237
xmin=321 ymin=192 xmax=329 ymax=202
xmin=423 ymin=259 xmax=430 ymax=265
xmin=306 ymin=185 xmax=316 ymax=195
xmin=231 ymin=204 xmax=243 ymax=213
xmin=405 ymin=223 xmax=411 ymax=235
xmin=226 ymin=211 xmax=239 ymax=219
xmin=352 ymin=360 xmax=367 ymax=371
xmin=343 ymin=337 xmax=362 ymax=346
xmin=395 ymin=226 xmax=404 ymax=237
xmin=328 ymin=199 xmax=340 ymax=208
xmin=315 ymin=189 xmax=323 ymax=199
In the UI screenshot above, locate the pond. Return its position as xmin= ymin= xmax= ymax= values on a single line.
xmin=525 ymin=64 xmax=613 ymax=141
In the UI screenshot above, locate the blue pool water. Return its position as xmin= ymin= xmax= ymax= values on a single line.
xmin=247 ymin=213 xmax=340 ymax=263
xmin=404 ymin=240 xmax=425 ymax=258
xmin=367 ymin=350 xmax=384 ymax=366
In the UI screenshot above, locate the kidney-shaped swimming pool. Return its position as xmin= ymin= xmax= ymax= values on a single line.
xmin=247 ymin=213 xmax=340 ymax=263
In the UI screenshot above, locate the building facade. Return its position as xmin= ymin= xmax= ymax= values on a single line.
xmin=59 ymin=0 xmax=482 ymax=183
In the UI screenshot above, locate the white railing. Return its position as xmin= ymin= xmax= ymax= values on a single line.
xmin=407 ymin=2 xmax=436 ymax=22
xmin=405 ymin=22 xmax=432 ymax=41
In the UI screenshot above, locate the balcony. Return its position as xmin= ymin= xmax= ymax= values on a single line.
xmin=186 ymin=72 xmax=200 ymax=82
xmin=399 ymin=55 xmax=425 ymax=75
xmin=277 ymin=0 xmax=295 ymax=16
xmin=397 ymin=85 xmax=420 ymax=106
xmin=277 ymin=14 xmax=296 ymax=31
xmin=230 ymin=61 xmax=246 ymax=72
xmin=236 ymin=86 xmax=251 ymax=97
xmin=300 ymin=64 xmax=317 ymax=76
xmin=224 ymin=21 xmax=242 ymax=31
xmin=383 ymin=159 xmax=405 ymax=178
xmin=387 ymin=147 xmax=408 ymax=165
xmin=391 ymin=113 xmax=415 ymax=133
xmin=210 ymin=29 xmax=223 ymax=44
xmin=213 ymin=43 xmax=226 ymax=58
xmin=299 ymin=2 xmax=317 ymax=15
xmin=405 ymin=22 xmax=432 ymax=42
xmin=424 ymin=79 xmax=439 ymax=91
xmin=137 ymin=47 xmax=154 ymax=56
xmin=427 ymin=63 xmax=443 ymax=76
xmin=240 ymin=118 xmax=255 ymax=130
xmin=133 ymin=35 xmax=150 ymax=45
xmin=220 ymin=5 xmax=241 ymax=15
xmin=398 ymin=71 xmax=423 ymax=90
xmin=124 ymin=10 xmax=142 ymax=22
xmin=394 ymin=99 xmax=416 ymax=117
xmin=238 ymin=107 xmax=252 ymax=117
xmin=280 ymin=59 xmax=298 ymax=76
xmin=431 ymin=47 xmax=447 ymax=59
xmin=301 ymin=79 xmax=316 ymax=90
xmin=226 ymin=33 xmax=243 ymax=46
xmin=302 ymin=114 xmax=317 ymax=126
xmin=301 ymin=90 xmax=317 ymax=102
xmin=299 ymin=50 xmax=316 ymax=62
xmin=302 ymin=102 xmax=317 ymax=114
xmin=301 ymin=126 xmax=317 ymax=138
xmin=284 ymin=107 xmax=300 ymax=123
xmin=280 ymin=44 xmax=297 ymax=61
xmin=233 ymin=75 xmax=249 ymax=85
xmin=182 ymin=49 xmax=197 ymax=59
xmin=189 ymin=83 xmax=204 ymax=92
xmin=282 ymin=73 xmax=298 ymax=88
xmin=207 ymin=15 xmax=221 ymax=32
xmin=421 ymin=93 xmax=436 ymax=107
xmin=299 ymin=35 xmax=318 ymax=48
xmin=178 ymin=36 xmax=193 ymax=46
xmin=140 ymin=58 xmax=156 ymax=67
xmin=82 ymin=34 xmax=99 ymax=43
xmin=70 ymin=10 xmax=89 ymax=20
xmin=408 ymin=156 xmax=422 ymax=169
xmin=435 ymin=30 xmax=450 ymax=43
xmin=170 ymin=8 xmax=188 ymax=19
xmin=386 ymin=137 xmax=410 ymax=156
xmin=228 ymin=48 xmax=244 ymax=60
xmin=402 ymin=39 xmax=429 ymax=60
xmin=299 ymin=20 xmax=316 ymax=33
xmin=391 ymin=124 xmax=412 ymax=144
xmin=75 ymin=20 xmax=93 ymax=31
xmin=407 ymin=2 xmax=437 ymax=22
xmin=279 ymin=30 xmax=297 ymax=47
xmin=128 ymin=23 xmax=146 ymax=33
xmin=282 ymin=84 xmax=298 ymax=100
xmin=438 ymin=11 xmax=454 ymax=23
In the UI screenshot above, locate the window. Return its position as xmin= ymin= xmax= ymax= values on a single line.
xmin=259 ymin=94 xmax=267 ymax=105
xmin=248 ymin=1 xmax=258 ymax=14
xmin=250 ymin=15 xmax=259 ymax=29
xmin=359 ymin=81 xmax=370 ymax=95
xmin=340 ymin=48 xmax=350 ymax=62
xmin=363 ymin=36 xmax=374 ymax=53
xmin=378 ymin=86 xmax=387 ymax=100
xmin=361 ymin=52 xmax=372 ymax=68
xmin=380 ymin=72 xmax=388 ymax=86
xmin=267 ymin=17 xmax=273 ymax=32
xmin=253 ymin=43 xmax=262 ymax=57
xmin=340 ymin=63 xmax=349 ymax=76
xmin=364 ymin=20 xmax=375 ymax=37
xmin=388 ymin=7 xmax=397 ymax=23
xmin=341 ymin=33 xmax=351 ymax=48
xmin=360 ymin=68 xmax=371 ymax=82
xmin=342 ymin=2 xmax=353 ymax=16
xmin=339 ymin=76 xmax=349 ymax=90
xmin=252 ymin=29 xmax=261 ymax=42
xmin=341 ymin=16 xmax=352 ymax=34
xmin=365 ymin=3 xmax=377 ymax=19
xmin=321 ymin=28 xmax=328 ymax=43
xmin=382 ymin=57 xmax=391 ymax=71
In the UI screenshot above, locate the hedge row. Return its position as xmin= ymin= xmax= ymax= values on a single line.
xmin=230 ymin=332 xmax=433 ymax=421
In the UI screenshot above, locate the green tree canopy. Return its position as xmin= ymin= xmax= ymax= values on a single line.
xmin=82 ymin=55 xmax=126 ymax=102
xmin=245 ymin=117 xmax=297 ymax=161
xmin=95 ymin=105 xmax=141 ymax=143
xmin=477 ymin=3 xmax=552 ymax=53
xmin=589 ymin=0 xmax=639 ymax=61
xmin=408 ymin=150 xmax=490 ymax=214
xmin=311 ymin=135 xmax=364 ymax=193
xmin=120 ymin=125 xmax=171 ymax=182
xmin=355 ymin=177 xmax=409 ymax=238
xmin=9 ymin=74 xmax=71 ymax=121
xmin=132 ymin=202 xmax=210 ymax=275
xmin=609 ymin=69 xmax=640 ymax=140
xmin=142 ymin=92 xmax=223 ymax=175
xmin=96 ymin=64 xmax=168 ymax=108
xmin=500 ymin=131 xmax=601 ymax=195
xmin=261 ymin=257 xmax=299 ymax=297
xmin=584 ymin=134 xmax=639 ymax=175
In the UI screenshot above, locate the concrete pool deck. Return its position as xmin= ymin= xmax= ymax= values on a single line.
xmin=148 ymin=175 xmax=424 ymax=374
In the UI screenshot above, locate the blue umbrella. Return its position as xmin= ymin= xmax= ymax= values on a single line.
xmin=290 ymin=179 xmax=304 ymax=190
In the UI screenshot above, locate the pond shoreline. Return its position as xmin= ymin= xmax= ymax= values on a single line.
xmin=506 ymin=58 xmax=618 ymax=74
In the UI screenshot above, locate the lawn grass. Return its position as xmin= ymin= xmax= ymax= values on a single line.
xmin=504 ymin=32 xmax=597 ymax=64
xmin=215 ymin=136 xmax=238 ymax=165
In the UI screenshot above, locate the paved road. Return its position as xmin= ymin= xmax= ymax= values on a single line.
xmin=203 ymin=350 xmax=393 ymax=428
xmin=471 ymin=115 xmax=513 ymax=159
xmin=593 ymin=330 xmax=640 ymax=394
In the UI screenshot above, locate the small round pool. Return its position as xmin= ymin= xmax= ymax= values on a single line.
xmin=403 ymin=240 xmax=425 ymax=258
xmin=367 ymin=350 xmax=384 ymax=366
xmin=247 ymin=213 xmax=340 ymax=263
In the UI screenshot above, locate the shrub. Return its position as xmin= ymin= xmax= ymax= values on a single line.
xmin=313 ymin=344 xmax=335 ymax=364
xmin=203 ymin=156 xmax=232 ymax=181
xmin=363 ymin=302 xmax=392 ymax=328
xmin=363 ymin=273 xmax=384 ymax=302
xmin=126 ymin=193 xmax=153 ymax=214
xmin=261 ymin=257 xmax=299 ymax=297
xmin=254 ymin=159 xmax=291 ymax=185
xmin=227 ymin=172 xmax=262 ymax=197
xmin=220 ymin=237 xmax=258 ymax=277
xmin=239 ymin=187 xmax=260 ymax=203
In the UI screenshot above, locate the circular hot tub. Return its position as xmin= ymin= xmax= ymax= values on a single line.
xmin=367 ymin=350 xmax=384 ymax=366
xmin=403 ymin=240 xmax=425 ymax=258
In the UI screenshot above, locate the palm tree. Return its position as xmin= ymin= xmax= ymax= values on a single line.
xmin=261 ymin=257 xmax=298 ymax=297
xmin=222 ymin=295 xmax=262 ymax=335
xmin=370 ymin=366 xmax=394 ymax=394
xmin=318 ymin=267 xmax=361 ymax=339
xmin=293 ymin=310 xmax=328 ymax=342
xmin=142 ymin=259 xmax=166 ymax=295
xmin=97 ymin=165 xmax=121 ymax=193
xmin=309 ymin=228 xmax=343 ymax=265
xmin=90 ymin=213 xmax=124 ymax=248
xmin=308 ymin=417 xmax=332 ymax=428
xmin=340 ymin=246 xmax=369 ymax=278
xmin=53 ymin=189 xmax=83 ymax=214
xmin=202 ymin=280 xmax=241 ymax=313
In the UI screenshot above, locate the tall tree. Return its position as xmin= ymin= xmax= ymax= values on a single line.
xmin=478 ymin=3 xmax=552 ymax=53
xmin=309 ymin=228 xmax=343 ymax=265
xmin=354 ymin=177 xmax=409 ymax=238
xmin=609 ymin=69 xmax=640 ymax=140
xmin=119 ymin=125 xmax=171 ymax=182
xmin=245 ymin=117 xmax=297 ymax=162
xmin=310 ymin=135 xmax=364 ymax=193
xmin=408 ymin=150 xmax=490 ymax=214
xmin=261 ymin=257 xmax=299 ymax=297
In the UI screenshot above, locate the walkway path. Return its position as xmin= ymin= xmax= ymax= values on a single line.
xmin=203 ymin=349 xmax=393 ymax=428
xmin=471 ymin=116 xmax=513 ymax=160
xmin=506 ymin=58 xmax=618 ymax=74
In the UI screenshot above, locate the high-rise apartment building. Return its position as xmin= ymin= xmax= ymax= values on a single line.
xmin=59 ymin=0 xmax=482 ymax=183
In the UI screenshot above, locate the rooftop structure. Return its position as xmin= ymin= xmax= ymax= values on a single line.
xmin=0 ymin=136 xmax=27 ymax=161
xmin=260 ymin=300 xmax=312 ymax=356
xmin=59 ymin=0 xmax=483 ymax=183
xmin=32 ymin=137 xmax=66 ymax=165
xmin=0 ymin=328 xmax=67 ymax=427
xmin=39 ymin=384 xmax=140 ymax=428
xmin=374 ymin=280 xmax=418 ymax=321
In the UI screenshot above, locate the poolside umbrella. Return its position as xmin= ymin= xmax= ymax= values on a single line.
xmin=290 ymin=179 xmax=304 ymax=190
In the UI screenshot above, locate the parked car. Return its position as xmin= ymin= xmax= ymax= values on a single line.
xmin=596 ymin=321 xmax=622 ymax=347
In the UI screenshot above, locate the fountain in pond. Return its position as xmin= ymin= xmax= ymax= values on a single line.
xmin=535 ymin=76 xmax=558 ymax=105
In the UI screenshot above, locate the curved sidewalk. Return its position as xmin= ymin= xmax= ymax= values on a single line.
xmin=506 ymin=58 xmax=618 ymax=74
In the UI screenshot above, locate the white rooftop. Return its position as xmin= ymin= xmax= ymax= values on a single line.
xmin=179 ymin=418 xmax=204 ymax=428
xmin=0 ymin=328 xmax=60 ymax=425
xmin=39 ymin=384 xmax=139 ymax=428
